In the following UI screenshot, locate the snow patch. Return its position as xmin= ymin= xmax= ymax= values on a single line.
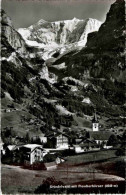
xmin=56 ymin=105 xmax=74 ymax=116
xmin=44 ymin=98 xmax=57 ymax=104
xmin=29 ymin=76 xmax=36 ymax=82
xmin=63 ymin=77 xmax=84 ymax=86
xmin=4 ymin=92 xmax=14 ymax=101
xmin=18 ymin=28 xmax=31 ymax=40
xmin=52 ymin=62 xmax=66 ymax=70
xmin=1 ymin=52 xmax=22 ymax=67
xmin=25 ymin=40 xmax=45 ymax=48
xmin=82 ymin=98 xmax=91 ymax=104
xmin=39 ymin=63 xmax=57 ymax=84
xmin=71 ymin=86 xmax=78 ymax=92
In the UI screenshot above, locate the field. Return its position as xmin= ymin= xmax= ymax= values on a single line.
xmin=67 ymin=149 xmax=117 ymax=164
xmin=1 ymin=150 xmax=125 ymax=194
xmin=1 ymin=97 xmax=43 ymax=138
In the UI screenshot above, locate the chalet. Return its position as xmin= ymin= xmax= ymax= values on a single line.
xmin=74 ymin=139 xmax=99 ymax=153
xmin=74 ymin=145 xmax=84 ymax=153
xmin=46 ymin=132 xmax=69 ymax=149
xmin=80 ymin=141 xmax=99 ymax=151
xmin=19 ymin=144 xmax=45 ymax=165
xmin=5 ymin=144 xmax=47 ymax=165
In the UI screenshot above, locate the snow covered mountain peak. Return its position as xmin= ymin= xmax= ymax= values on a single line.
xmin=72 ymin=17 xmax=80 ymax=21
xmin=37 ymin=19 xmax=48 ymax=24
xmin=18 ymin=17 xmax=102 ymax=47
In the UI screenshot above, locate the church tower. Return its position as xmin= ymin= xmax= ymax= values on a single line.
xmin=92 ymin=111 xmax=99 ymax=132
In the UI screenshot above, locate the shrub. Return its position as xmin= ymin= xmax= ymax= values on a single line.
xmin=1 ymin=155 xmax=13 ymax=164
xmin=107 ymin=134 xmax=119 ymax=147
xmin=115 ymin=160 xmax=125 ymax=178
xmin=23 ymin=162 xmax=46 ymax=170
xmin=32 ymin=162 xmax=46 ymax=170
xmin=62 ymin=149 xmax=75 ymax=157
xmin=67 ymin=79 xmax=76 ymax=85
xmin=43 ymin=153 xmax=56 ymax=163
xmin=34 ymin=177 xmax=65 ymax=194
xmin=115 ymin=147 xmax=125 ymax=156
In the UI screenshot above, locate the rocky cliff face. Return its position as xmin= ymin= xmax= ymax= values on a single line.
xmin=1 ymin=10 xmax=27 ymax=55
xmin=1 ymin=9 xmax=43 ymax=101
xmin=86 ymin=0 xmax=125 ymax=51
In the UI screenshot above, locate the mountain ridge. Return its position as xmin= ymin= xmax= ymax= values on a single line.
xmin=1 ymin=0 xmax=126 ymax=141
xmin=18 ymin=17 xmax=102 ymax=47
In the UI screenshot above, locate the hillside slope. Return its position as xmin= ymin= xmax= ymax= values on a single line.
xmin=1 ymin=0 xmax=126 ymax=142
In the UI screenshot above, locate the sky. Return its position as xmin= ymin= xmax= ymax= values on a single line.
xmin=2 ymin=0 xmax=115 ymax=29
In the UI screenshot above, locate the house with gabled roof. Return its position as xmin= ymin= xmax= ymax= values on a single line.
xmin=46 ymin=132 xmax=69 ymax=149
xmin=74 ymin=139 xmax=99 ymax=153
xmin=89 ymin=131 xmax=113 ymax=147
xmin=5 ymin=144 xmax=47 ymax=165
xmin=19 ymin=144 xmax=46 ymax=164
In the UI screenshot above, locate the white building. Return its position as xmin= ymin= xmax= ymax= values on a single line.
xmin=92 ymin=112 xmax=99 ymax=131
xmin=47 ymin=132 xmax=69 ymax=149
xmin=19 ymin=144 xmax=46 ymax=164
xmin=56 ymin=134 xmax=69 ymax=149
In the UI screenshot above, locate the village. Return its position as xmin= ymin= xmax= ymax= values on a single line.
xmin=1 ymin=112 xmax=124 ymax=170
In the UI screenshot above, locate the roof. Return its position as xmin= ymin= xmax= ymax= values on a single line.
xmin=23 ymin=144 xmax=43 ymax=149
xmin=47 ymin=132 xmax=69 ymax=139
xmin=19 ymin=144 xmax=43 ymax=153
xmin=73 ymin=144 xmax=81 ymax=148
xmin=7 ymin=145 xmax=16 ymax=151
xmin=32 ymin=133 xmax=46 ymax=138
xmin=80 ymin=139 xmax=97 ymax=147
xmin=9 ymin=144 xmax=45 ymax=154
xmin=74 ymin=141 xmax=97 ymax=148
xmin=92 ymin=112 xmax=99 ymax=123
xmin=75 ymin=138 xmax=83 ymax=144
xmin=81 ymin=138 xmax=94 ymax=143
xmin=80 ymin=142 xmax=97 ymax=147
xmin=22 ymin=144 xmax=43 ymax=152
xmin=19 ymin=144 xmax=43 ymax=152
xmin=89 ymin=131 xmax=113 ymax=141
xmin=77 ymin=138 xmax=94 ymax=144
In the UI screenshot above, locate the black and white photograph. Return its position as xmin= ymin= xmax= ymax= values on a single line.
xmin=1 ymin=0 xmax=126 ymax=194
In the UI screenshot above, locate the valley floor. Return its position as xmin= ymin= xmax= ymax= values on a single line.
xmin=1 ymin=150 xmax=125 ymax=194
